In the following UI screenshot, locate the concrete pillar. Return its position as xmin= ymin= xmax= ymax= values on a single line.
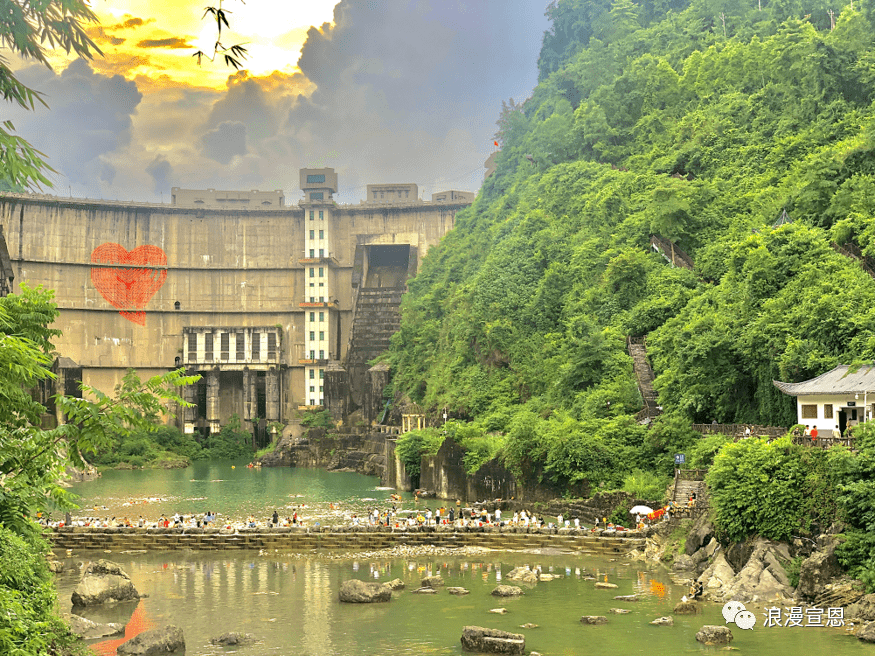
xmin=183 ymin=370 xmax=198 ymax=434
xmin=54 ymin=368 xmax=66 ymax=426
xmin=242 ymin=369 xmax=251 ymax=423
xmin=265 ymin=367 xmax=279 ymax=423
xmin=206 ymin=369 xmax=220 ymax=434
xmin=324 ymin=363 xmax=348 ymax=421
xmin=248 ymin=371 xmax=259 ymax=423
xmin=365 ymin=363 xmax=390 ymax=425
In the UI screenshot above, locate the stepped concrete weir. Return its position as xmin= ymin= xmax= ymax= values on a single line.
xmin=47 ymin=525 xmax=646 ymax=554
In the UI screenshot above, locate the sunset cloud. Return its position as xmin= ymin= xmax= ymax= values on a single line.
xmin=7 ymin=1 xmax=549 ymax=203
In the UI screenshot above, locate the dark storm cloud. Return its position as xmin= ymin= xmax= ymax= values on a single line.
xmin=146 ymin=154 xmax=172 ymax=193
xmin=200 ymin=120 xmax=248 ymax=162
xmin=5 ymin=58 xmax=142 ymax=189
xmin=137 ymin=37 xmax=191 ymax=49
xmin=7 ymin=0 xmax=549 ymax=202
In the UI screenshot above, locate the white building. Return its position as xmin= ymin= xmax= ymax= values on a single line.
xmin=773 ymin=364 xmax=875 ymax=435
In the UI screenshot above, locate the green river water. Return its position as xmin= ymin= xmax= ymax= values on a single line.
xmin=58 ymin=461 xmax=871 ymax=656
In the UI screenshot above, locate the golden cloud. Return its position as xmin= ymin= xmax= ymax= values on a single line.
xmin=137 ymin=37 xmax=192 ymax=49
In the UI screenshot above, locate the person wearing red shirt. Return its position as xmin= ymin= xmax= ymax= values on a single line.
xmin=811 ymin=425 xmax=818 ymax=443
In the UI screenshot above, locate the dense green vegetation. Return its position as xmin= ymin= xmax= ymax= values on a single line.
xmin=386 ymin=0 xmax=875 ymax=581
xmin=0 ymin=286 xmax=195 ymax=653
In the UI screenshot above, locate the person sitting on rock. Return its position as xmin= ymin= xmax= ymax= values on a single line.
xmin=689 ymin=580 xmax=704 ymax=599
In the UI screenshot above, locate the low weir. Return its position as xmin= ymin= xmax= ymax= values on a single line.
xmin=47 ymin=526 xmax=645 ymax=555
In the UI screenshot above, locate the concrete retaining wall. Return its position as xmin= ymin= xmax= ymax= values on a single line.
xmin=47 ymin=526 xmax=644 ymax=554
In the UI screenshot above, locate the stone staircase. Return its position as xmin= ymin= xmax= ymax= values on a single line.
xmin=628 ymin=337 xmax=661 ymax=422
xmin=345 ymin=287 xmax=405 ymax=405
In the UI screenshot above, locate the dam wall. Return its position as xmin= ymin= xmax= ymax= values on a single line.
xmin=47 ymin=526 xmax=645 ymax=554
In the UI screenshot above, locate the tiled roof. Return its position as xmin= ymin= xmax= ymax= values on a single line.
xmin=773 ymin=365 xmax=875 ymax=396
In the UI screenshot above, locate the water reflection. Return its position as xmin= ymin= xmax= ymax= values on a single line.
xmin=52 ymin=551 xmax=861 ymax=656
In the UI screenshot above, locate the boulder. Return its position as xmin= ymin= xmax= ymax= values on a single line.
xmin=489 ymin=608 xmax=508 ymax=614
xmin=505 ymin=567 xmax=539 ymax=583
xmin=492 ymin=585 xmax=523 ymax=597
xmin=609 ymin=608 xmax=631 ymax=614
xmin=210 ymin=632 xmax=253 ymax=645
xmin=847 ymin=594 xmax=875 ymax=622
xmin=857 ymin=622 xmax=875 ymax=643
xmin=613 ymin=594 xmax=640 ymax=602
xmin=422 ymin=575 xmax=445 ymax=588
xmin=698 ymin=553 xmax=736 ymax=598
xmin=48 ymin=560 xmax=65 ymax=573
xmin=650 ymin=616 xmax=674 ymax=626
xmin=695 ymin=625 xmax=733 ymax=646
xmin=797 ymin=539 xmax=843 ymax=601
xmin=385 ymin=578 xmax=405 ymax=590
xmin=580 ymin=616 xmax=608 ymax=625
xmin=117 ymin=625 xmax=185 ymax=655
xmin=685 ymin=515 xmax=715 ymax=556
xmin=338 ymin=579 xmax=392 ymax=603
xmin=539 ymin=574 xmax=559 ymax=581
xmin=460 ymin=626 xmax=525 ymax=655
xmin=71 ymin=560 xmax=140 ymax=607
xmin=718 ymin=539 xmax=793 ymax=604
xmin=673 ymin=600 xmax=700 ymax=614
xmin=672 ymin=554 xmax=696 ymax=571
xmin=594 ymin=582 xmax=618 ymax=589
xmin=412 ymin=587 xmax=438 ymax=594
xmin=448 ymin=587 xmax=470 ymax=595
xmin=63 ymin=613 xmax=125 ymax=639
xmin=519 ymin=623 xmax=539 ymax=629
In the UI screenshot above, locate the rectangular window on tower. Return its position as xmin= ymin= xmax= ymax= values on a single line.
xmin=319 ymin=211 xmax=323 ymax=220
xmin=310 ymin=312 xmax=315 ymax=322
xmin=319 ymin=312 xmax=324 ymax=321
xmin=204 ymin=333 xmax=214 ymax=362
xmin=309 ymin=369 xmax=315 ymax=380
xmin=319 ymin=267 xmax=324 ymax=277
xmin=309 ymin=211 xmax=314 ymax=220
xmin=309 ymin=331 xmax=315 ymax=341
xmin=319 ymin=331 xmax=324 ymax=340
xmin=309 ymin=249 xmax=315 ymax=257
xmin=310 ymin=268 xmax=315 ymax=278
xmin=318 ymin=230 xmax=324 ymax=239
xmin=319 ymin=349 xmax=324 ymax=359
xmin=319 ymin=369 xmax=324 ymax=379
xmin=220 ymin=332 xmax=229 ymax=360
xmin=252 ymin=332 xmax=260 ymax=361
xmin=309 ymin=230 xmax=315 ymax=239
xmin=268 ymin=333 xmax=276 ymax=360
xmin=188 ymin=332 xmax=197 ymax=362
xmin=319 ymin=248 xmax=324 ymax=257
xmin=236 ymin=332 xmax=245 ymax=361
xmin=307 ymin=174 xmax=326 ymax=183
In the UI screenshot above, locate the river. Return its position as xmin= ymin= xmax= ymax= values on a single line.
xmin=59 ymin=462 xmax=871 ymax=655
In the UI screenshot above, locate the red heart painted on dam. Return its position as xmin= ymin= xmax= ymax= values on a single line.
xmin=90 ymin=243 xmax=168 ymax=326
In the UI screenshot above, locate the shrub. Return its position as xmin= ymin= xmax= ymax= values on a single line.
xmin=622 ymin=469 xmax=669 ymax=502
xmin=205 ymin=414 xmax=255 ymax=459
xmin=0 ymin=526 xmax=80 ymax=655
xmin=300 ymin=409 xmax=334 ymax=429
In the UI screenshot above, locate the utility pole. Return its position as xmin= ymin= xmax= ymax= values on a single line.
xmin=828 ymin=8 xmax=835 ymax=30
xmin=719 ymin=12 xmax=727 ymax=37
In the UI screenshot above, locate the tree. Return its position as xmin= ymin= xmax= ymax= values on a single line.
xmin=0 ymin=0 xmax=102 ymax=190
xmin=0 ymin=285 xmax=199 ymax=535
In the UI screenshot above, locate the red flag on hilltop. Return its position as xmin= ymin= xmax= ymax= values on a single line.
xmin=494 ymin=140 xmax=499 ymax=147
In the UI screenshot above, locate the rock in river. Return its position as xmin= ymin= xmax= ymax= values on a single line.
xmin=695 ymin=625 xmax=733 ymax=645
xmin=448 ymin=587 xmax=470 ymax=595
xmin=338 ymin=579 xmax=391 ymax=603
xmin=461 ymin=626 xmax=525 ymax=655
xmin=71 ymin=559 xmax=140 ymax=607
xmin=650 ymin=616 xmax=674 ymax=626
xmin=385 ymin=578 xmax=406 ymax=590
xmin=492 ymin=585 xmax=523 ymax=597
xmin=117 ymin=625 xmax=184 ymax=655
xmin=505 ymin=567 xmax=539 ymax=583
xmin=422 ymin=575 xmax=445 ymax=588
xmin=63 ymin=613 xmax=124 ymax=639
xmin=580 ymin=616 xmax=608 ymax=625
xmin=211 ymin=632 xmax=253 ymax=645
xmin=594 ymin=582 xmax=618 ymax=589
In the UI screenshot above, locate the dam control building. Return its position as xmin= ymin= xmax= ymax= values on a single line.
xmin=0 ymin=169 xmax=471 ymax=437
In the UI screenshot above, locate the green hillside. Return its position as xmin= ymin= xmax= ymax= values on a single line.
xmin=386 ymin=1 xmax=875 ymax=486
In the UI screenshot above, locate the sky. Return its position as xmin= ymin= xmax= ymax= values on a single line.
xmin=8 ymin=0 xmax=551 ymax=204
